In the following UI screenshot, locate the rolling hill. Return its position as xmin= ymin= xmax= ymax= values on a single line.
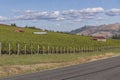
xmin=71 ymin=23 xmax=120 ymax=37
xmin=0 ymin=24 xmax=93 ymax=47
xmin=0 ymin=24 xmax=120 ymax=54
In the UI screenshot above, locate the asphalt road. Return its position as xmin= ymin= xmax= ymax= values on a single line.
xmin=1 ymin=56 xmax=120 ymax=80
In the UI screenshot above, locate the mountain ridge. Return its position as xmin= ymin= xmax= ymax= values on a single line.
xmin=71 ymin=23 xmax=120 ymax=37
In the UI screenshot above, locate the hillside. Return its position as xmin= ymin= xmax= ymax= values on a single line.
xmin=0 ymin=24 xmax=92 ymax=47
xmin=1 ymin=24 xmax=120 ymax=54
xmin=71 ymin=23 xmax=120 ymax=37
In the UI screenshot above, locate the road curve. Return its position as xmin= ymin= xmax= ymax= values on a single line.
xmin=1 ymin=56 xmax=120 ymax=80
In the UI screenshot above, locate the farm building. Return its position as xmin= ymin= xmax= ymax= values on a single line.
xmin=14 ymin=29 xmax=24 ymax=32
xmin=93 ymin=36 xmax=106 ymax=42
xmin=33 ymin=32 xmax=47 ymax=35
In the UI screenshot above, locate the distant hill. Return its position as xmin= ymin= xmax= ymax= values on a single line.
xmin=71 ymin=23 xmax=120 ymax=37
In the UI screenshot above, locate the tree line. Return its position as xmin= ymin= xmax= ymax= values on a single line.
xmin=112 ymin=34 xmax=120 ymax=39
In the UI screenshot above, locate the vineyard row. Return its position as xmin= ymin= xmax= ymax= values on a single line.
xmin=0 ymin=42 xmax=120 ymax=55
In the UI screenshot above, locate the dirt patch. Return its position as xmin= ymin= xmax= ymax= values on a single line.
xmin=0 ymin=53 xmax=119 ymax=77
xmin=0 ymin=63 xmax=63 ymax=77
xmin=72 ymin=53 xmax=119 ymax=65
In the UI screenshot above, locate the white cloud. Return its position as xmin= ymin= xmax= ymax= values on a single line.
xmin=96 ymin=17 xmax=104 ymax=21
xmin=56 ymin=23 xmax=60 ymax=26
xmin=106 ymin=8 xmax=120 ymax=16
xmin=80 ymin=7 xmax=104 ymax=13
xmin=73 ymin=19 xmax=82 ymax=22
xmin=62 ymin=9 xmax=81 ymax=16
xmin=56 ymin=17 xmax=65 ymax=21
xmin=25 ymin=10 xmax=34 ymax=13
xmin=62 ymin=7 xmax=104 ymax=20
xmin=53 ymin=11 xmax=60 ymax=16
xmin=6 ymin=7 xmax=106 ymax=23
xmin=14 ymin=10 xmax=60 ymax=21
xmin=0 ymin=16 xmax=9 ymax=22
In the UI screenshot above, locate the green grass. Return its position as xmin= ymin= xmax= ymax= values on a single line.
xmin=0 ymin=24 xmax=119 ymax=46
xmin=1 ymin=24 xmax=120 ymax=54
xmin=0 ymin=54 xmax=85 ymax=66
xmin=1 ymin=24 xmax=120 ymax=78
xmin=0 ymin=48 xmax=120 ymax=66
xmin=0 ymin=48 xmax=120 ymax=78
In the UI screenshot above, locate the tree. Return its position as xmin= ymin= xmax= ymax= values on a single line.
xmin=11 ymin=23 xmax=17 ymax=27
xmin=112 ymin=34 xmax=120 ymax=39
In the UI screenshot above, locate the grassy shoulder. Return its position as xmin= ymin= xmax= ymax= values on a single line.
xmin=0 ymin=48 xmax=120 ymax=78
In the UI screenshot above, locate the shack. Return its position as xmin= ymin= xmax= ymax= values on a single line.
xmin=33 ymin=32 xmax=47 ymax=35
xmin=93 ymin=36 xmax=106 ymax=42
xmin=14 ymin=29 xmax=24 ymax=32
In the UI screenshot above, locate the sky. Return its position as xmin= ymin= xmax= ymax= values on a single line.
xmin=0 ymin=0 xmax=120 ymax=31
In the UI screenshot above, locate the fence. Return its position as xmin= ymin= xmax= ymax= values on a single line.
xmin=0 ymin=42 xmax=119 ymax=55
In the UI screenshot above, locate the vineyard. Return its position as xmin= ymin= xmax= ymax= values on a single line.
xmin=0 ymin=24 xmax=120 ymax=55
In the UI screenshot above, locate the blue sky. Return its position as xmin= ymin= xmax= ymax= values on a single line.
xmin=0 ymin=0 xmax=120 ymax=31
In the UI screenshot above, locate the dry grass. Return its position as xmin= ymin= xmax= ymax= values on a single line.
xmin=0 ymin=52 xmax=119 ymax=77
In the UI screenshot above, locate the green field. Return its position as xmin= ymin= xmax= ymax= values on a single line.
xmin=0 ymin=24 xmax=120 ymax=54
xmin=1 ymin=24 xmax=120 ymax=77
xmin=0 ymin=48 xmax=120 ymax=78
xmin=1 ymin=48 xmax=120 ymax=66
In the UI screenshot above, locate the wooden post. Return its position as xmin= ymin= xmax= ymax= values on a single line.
xmin=87 ymin=46 xmax=89 ymax=52
xmin=59 ymin=47 xmax=61 ymax=54
xmin=52 ymin=47 xmax=54 ymax=54
xmin=55 ymin=47 xmax=57 ymax=54
xmin=78 ymin=47 xmax=80 ymax=53
xmin=24 ymin=44 xmax=27 ymax=55
xmin=76 ymin=47 xmax=77 ymax=53
xmin=42 ymin=46 xmax=44 ymax=54
xmin=61 ymin=47 xmax=62 ymax=54
xmin=37 ymin=45 xmax=40 ymax=54
xmin=70 ymin=47 xmax=72 ymax=53
xmin=69 ymin=47 xmax=71 ymax=54
xmin=17 ymin=43 xmax=20 ymax=55
xmin=67 ymin=47 xmax=69 ymax=54
xmin=63 ymin=47 xmax=66 ymax=54
xmin=57 ymin=47 xmax=59 ymax=54
xmin=9 ymin=43 xmax=11 ymax=55
xmin=54 ymin=47 xmax=56 ymax=54
xmin=74 ymin=47 xmax=75 ymax=53
xmin=60 ymin=47 xmax=62 ymax=54
xmin=55 ymin=47 xmax=58 ymax=54
xmin=0 ymin=42 xmax=1 ymax=56
xmin=83 ymin=47 xmax=84 ymax=53
xmin=76 ymin=47 xmax=78 ymax=53
xmin=75 ymin=47 xmax=77 ymax=53
xmin=47 ymin=46 xmax=49 ymax=54
xmin=31 ymin=44 xmax=33 ymax=54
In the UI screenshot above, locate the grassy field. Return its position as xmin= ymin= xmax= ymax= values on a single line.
xmin=1 ymin=24 xmax=120 ymax=78
xmin=0 ymin=48 xmax=120 ymax=66
xmin=0 ymin=48 xmax=120 ymax=78
xmin=1 ymin=24 xmax=120 ymax=54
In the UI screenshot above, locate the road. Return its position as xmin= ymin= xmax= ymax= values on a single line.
xmin=1 ymin=56 xmax=120 ymax=80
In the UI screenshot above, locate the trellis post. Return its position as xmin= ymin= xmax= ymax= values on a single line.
xmin=17 ymin=43 xmax=20 ymax=55
xmin=47 ymin=46 xmax=49 ymax=54
xmin=0 ymin=42 xmax=1 ymax=56
xmin=31 ymin=44 xmax=33 ymax=54
xmin=9 ymin=43 xmax=11 ymax=55
xmin=24 ymin=44 xmax=27 ymax=55
xmin=42 ymin=46 xmax=44 ymax=54
xmin=37 ymin=45 xmax=40 ymax=54
xmin=52 ymin=47 xmax=54 ymax=54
